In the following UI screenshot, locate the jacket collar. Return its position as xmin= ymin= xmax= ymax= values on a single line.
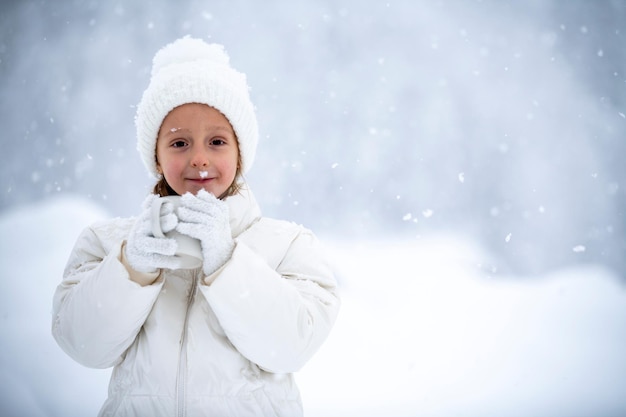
xmin=225 ymin=184 xmax=262 ymax=237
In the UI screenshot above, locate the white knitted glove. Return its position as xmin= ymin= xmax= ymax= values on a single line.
xmin=125 ymin=194 xmax=180 ymax=273
xmin=176 ymin=189 xmax=234 ymax=276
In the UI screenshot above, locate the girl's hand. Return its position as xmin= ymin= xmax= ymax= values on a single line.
xmin=176 ymin=189 xmax=235 ymax=276
xmin=125 ymin=194 xmax=180 ymax=273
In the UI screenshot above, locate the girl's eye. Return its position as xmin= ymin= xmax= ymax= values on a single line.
xmin=172 ymin=140 xmax=187 ymax=148
xmin=210 ymin=138 xmax=226 ymax=146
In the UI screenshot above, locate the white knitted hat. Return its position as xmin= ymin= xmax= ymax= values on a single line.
xmin=136 ymin=36 xmax=258 ymax=178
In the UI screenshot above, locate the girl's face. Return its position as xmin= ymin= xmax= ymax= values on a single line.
xmin=156 ymin=103 xmax=239 ymax=197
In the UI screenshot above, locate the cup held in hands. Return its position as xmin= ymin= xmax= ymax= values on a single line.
xmin=151 ymin=196 xmax=203 ymax=269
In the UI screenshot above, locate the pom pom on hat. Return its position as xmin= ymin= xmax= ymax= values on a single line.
xmin=136 ymin=36 xmax=258 ymax=178
xmin=151 ymin=38 xmax=229 ymax=77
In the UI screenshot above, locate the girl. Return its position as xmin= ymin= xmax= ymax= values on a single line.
xmin=52 ymin=37 xmax=340 ymax=417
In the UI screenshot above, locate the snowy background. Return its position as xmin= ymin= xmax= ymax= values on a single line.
xmin=1 ymin=0 xmax=625 ymax=416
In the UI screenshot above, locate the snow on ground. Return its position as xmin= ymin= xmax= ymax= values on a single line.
xmin=298 ymin=239 xmax=626 ymax=417
xmin=1 ymin=196 xmax=625 ymax=417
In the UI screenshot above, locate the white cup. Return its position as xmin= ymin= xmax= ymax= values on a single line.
xmin=151 ymin=196 xmax=203 ymax=269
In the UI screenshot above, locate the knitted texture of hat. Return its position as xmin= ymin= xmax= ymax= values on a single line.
xmin=135 ymin=36 xmax=258 ymax=178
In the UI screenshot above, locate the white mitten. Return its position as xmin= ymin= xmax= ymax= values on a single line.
xmin=176 ymin=189 xmax=234 ymax=276
xmin=125 ymin=194 xmax=180 ymax=273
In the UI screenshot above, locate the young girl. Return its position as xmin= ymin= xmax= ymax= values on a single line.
xmin=52 ymin=37 xmax=340 ymax=417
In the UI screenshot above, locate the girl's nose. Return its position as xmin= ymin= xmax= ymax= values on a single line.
xmin=190 ymin=148 xmax=210 ymax=168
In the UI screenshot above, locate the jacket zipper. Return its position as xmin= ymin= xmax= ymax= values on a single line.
xmin=176 ymin=273 xmax=198 ymax=417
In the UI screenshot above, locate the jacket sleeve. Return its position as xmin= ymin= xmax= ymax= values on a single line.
xmin=51 ymin=224 xmax=163 ymax=369
xmin=199 ymin=221 xmax=340 ymax=373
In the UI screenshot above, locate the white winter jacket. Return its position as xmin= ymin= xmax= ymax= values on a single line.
xmin=52 ymin=188 xmax=340 ymax=417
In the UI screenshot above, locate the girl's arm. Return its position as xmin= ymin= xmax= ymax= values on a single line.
xmin=200 ymin=222 xmax=340 ymax=373
xmin=52 ymin=224 xmax=163 ymax=369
